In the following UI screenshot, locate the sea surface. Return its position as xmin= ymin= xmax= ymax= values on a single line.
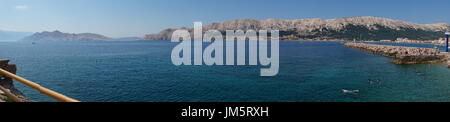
xmin=1 ymin=40 xmax=450 ymax=102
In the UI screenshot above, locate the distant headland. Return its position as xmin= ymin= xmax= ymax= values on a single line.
xmin=20 ymin=30 xmax=140 ymax=42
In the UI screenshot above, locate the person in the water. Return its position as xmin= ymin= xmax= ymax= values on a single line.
xmin=368 ymin=79 xmax=372 ymax=84
xmin=414 ymin=69 xmax=422 ymax=75
xmin=376 ymin=79 xmax=381 ymax=84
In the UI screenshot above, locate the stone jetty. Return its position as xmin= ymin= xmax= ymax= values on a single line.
xmin=345 ymin=42 xmax=446 ymax=64
xmin=0 ymin=59 xmax=29 ymax=102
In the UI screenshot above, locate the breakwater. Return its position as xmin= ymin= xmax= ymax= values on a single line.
xmin=345 ymin=42 xmax=446 ymax=64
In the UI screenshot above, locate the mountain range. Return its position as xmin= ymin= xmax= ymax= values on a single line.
xmin=142 ymin=16 xmax=450 ymax=41
xmin=8 ymin=16 xmax=450 ymax=42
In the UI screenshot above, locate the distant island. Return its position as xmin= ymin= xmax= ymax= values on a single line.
xmin=142 ymin=16 xmax=450 ymax=41
xmin=21 ymin=30 xmax=139 ymax=42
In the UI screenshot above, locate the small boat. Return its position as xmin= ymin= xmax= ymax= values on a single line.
xmin=342 ymin=89 xmax=359 ymax=93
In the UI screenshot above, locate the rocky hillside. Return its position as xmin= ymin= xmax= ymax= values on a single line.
xmin=21 ymin=30 xmax=114 ymax=42
xmin=142 ymin=28 xmax=179 ymax=40
xmin=142 ymin=16 xmax=450 ymax=41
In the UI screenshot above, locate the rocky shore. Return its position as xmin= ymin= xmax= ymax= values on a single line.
xmin=345 ymin=42 xmax=446 ymax=64
xmin=0 ymin=59 xmax=29 ymax=102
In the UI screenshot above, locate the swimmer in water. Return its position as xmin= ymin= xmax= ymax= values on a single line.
xmin=414 ymin=68 xmax=421 ymax=73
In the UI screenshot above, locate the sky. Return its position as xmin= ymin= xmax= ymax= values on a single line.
xmin=0 ymin=0 xmax=449 ymax=37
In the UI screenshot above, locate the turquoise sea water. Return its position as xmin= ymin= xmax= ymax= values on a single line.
xmin=1 ymin=41 xmax=450 ymax=102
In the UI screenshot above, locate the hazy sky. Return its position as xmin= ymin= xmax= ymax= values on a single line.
xmin=0 ymin=0 xmax=449 ymax=37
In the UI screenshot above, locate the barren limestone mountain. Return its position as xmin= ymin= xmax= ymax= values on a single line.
xmin=21 ymin=30 xmax=114 ymax=42
xmin=142 ymin=16 xmax=450 ymax=41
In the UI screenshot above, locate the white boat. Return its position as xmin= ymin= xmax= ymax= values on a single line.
xmin=342 ymin=89 xmax=359 ymax=93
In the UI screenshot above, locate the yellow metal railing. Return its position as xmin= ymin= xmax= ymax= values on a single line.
xmin=0 ymin=68 xmax=79 ymax=102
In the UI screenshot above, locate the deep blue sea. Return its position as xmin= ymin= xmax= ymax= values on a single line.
xmin=1 ymin=40 xmax=450 ymax=102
